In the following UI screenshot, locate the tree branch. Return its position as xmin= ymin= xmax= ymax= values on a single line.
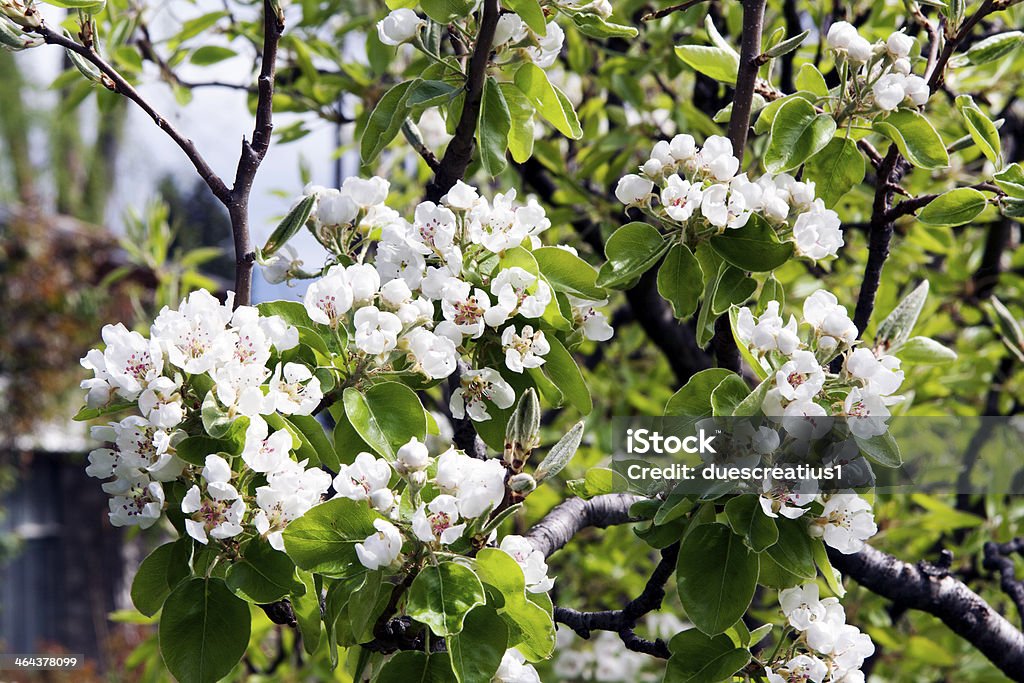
xmin=525 ymin=494 xmax=642 ymax=558
xmin=228 ymin=0 xmax=284 ymax=307
xmin=830 ymin=544 xmax=1024 ymax=681
xmin=554 ymin=542 xmax=679 ymax=659
xmin=32 ymin=23 xmax=231 ymax=204
xmin=424 ymin=0 xmax=499 ymax=202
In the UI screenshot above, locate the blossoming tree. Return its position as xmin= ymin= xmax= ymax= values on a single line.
xmin=5 ymin=0 xmax=1024 ymax=680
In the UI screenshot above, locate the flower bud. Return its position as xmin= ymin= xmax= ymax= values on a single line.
xmin=614 ymin=174 xmax=654 ymax=206
xmin=409 ymin=470 xmax=428 ymax=490
xmin=396 ymin=436 xmax=430 ymax=473
xmin=508 ymin=473 xmax=537 ymax=494
xmin=376 ymin=8 xmax=423 ymax=47
xmin=504 ymin=389 xmax=540 ymax=471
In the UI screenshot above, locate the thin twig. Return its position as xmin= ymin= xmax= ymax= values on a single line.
xmin=642 ymin=0 xmax=711 ymax=22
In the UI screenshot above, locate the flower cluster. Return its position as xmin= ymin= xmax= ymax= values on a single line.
xmin=826 ymin=22 xmax=931 ymax=114
xmin=290 ymin=176 xmax=611 ymax=422
xmin=615 ymin=135 xmax=844 ymax=260
xmin=767 ymin=583 xmax=875 ymax=683
xmin=80 ymin=290 xmax=333 ymax=539
xmin=737 ymin=289 xmax=905 ymax=441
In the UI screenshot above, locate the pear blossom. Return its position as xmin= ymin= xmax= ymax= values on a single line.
xmin=333 ymin=452 xmax=393 ymax=503
xmin=377 ymin=8 xmax=423 ymax=46
xmin=845 ymin=348 xmax=904 ymax=396
xmin=500 ymin=535 xmax=555 ymax=593
xmin=494 ymin=650 xmax=541 ymax=683
xmin=449 ymin=367 xmax=516 ymax=422
xmin=304 ymin=265 xmax=354 ymax=328
xmin=759 ymin=477 xmax=815 ymax=519
xmin=766 ymin=654 xmax=828 ymax=683
xmin=826 ymin=21 xmax=872 ymax=62
xmin=501 ymin=325 xmax=550 ymax=373
xmin=181 ymin=455 xmax=246 ymax=544
xmin=843 ymin=387 xmax=891 ymax=438
xmin=403 ymin=327 xmax=459 ymax=379
xmin=84 ymin=323 xmax=164 ymax=401
xmin=212 ymin=361 xmax=269 ymax=417
xmin=266 ymin=362 xmax=323 ymax=415
xmin=441 ymin=280 xmax=491 ymax=338
xmin=396 ymin=437 xmax=430 ymax=474
xmin=792 ymin=200 xmax=844 ymax=260
xmin=254 ymin=460 xmax=331 ymax=551
xmin=696 ymin=135 xmax=739 ymax=181
xmin=526 ymin=20 xmax=564 ymax=68
xmin=810 ymin=493 xmax=878 ymax=554
xmin=615 ymin=174 xmax=654 ymax=205
xmin=108 ymin=478 xmax=165 ymax=529
xmin=355 ymin=518 xmax=403 ymax=570
xmin=316 ymin=188 xmax=358 ymax=227
xmin=803 ymin=291 xmax=857 ymax=353
xmin=567 ymin=296 xmax=614 ymax=341
xmin=353 ymin=306 xmax=403 ymax=355
xmin=137 ymin=376 xmax=184 ymax=428
xmin=779 ymin=583 xmax=843 ymax=631
xmin=412 ymin=494 xmax=466 ymax=545
xmin=485 ymin=267 xmax=552 ymax=327
xmin=434 ymin=448 xmax=507 ymax=518
xmin=261 ymin=244 xmax=305 ymax=285
xmin=341 ymin=176 xmax=390 ymax=209
xmin=442 ymin=180 xmax=481 ymax=211
xmin=661 ymin=175 xmax=702 ymax=221
xmin=736 ymin=302 xmax=801 ymax=355
xmin=241 ymin=419 xmax=294 ymax=473
xmin=886 ymin=31 xmax=914 ymax=59
xmin=775 ymin=350 xmax=826 ymax=402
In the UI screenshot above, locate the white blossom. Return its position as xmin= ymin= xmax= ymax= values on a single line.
xmin=845 ymin=348 xmax=904 ymax=396
xmin=803 ymin=291 xmax=857 ymax=353
xmin=696 ymin=135 xmax=739 ymax=181
xmin=266 ymin=362 xmax=323 ymax=415
xmin=434 ymin=448 xmax=507 ymax=518
xmin=501 ymin=325 xmax=550 ymax=373
xmin=356 ymin=518 xmax=403 ymax=570
xmin=792 ymin=200 xmax=844 ymax=260
xmin=660 ymin=175 xmax=702 ymax=221
xmin=412 ymin=494 xmax=466 ymax=545
xmin=449 ymin=368 xmax=516 ymax=422
xmin=377 ymin=8 xmax=423 ymax=46
xmin=811 ymin=493 xmax=878 ymax=554
xmin=304 ymin=265 xmax=354 ymax=328
xmin=615 ymin=174 xmax=654 ymax=205
xmin=333 ymin=452 xmax=393 ymax=504
xmin=500 ymin=535 xmax=555 ymax=593
xmin=493 ymin=650 xmax=541 ymax=683
xmin=354 ymin=306 xmax=403 ymax=355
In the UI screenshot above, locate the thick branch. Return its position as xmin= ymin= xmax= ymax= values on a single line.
xmin=424 ymin=0 xmax=499 ymax=202
xmin=525 ymin=494 xmax=642 ymax=558
xmin=831 ymin=544 xmax=1024 ymax=681
xmin=33 ymin=23 xmax=230 ymax=204
xmin=852 ymin=146 xmax=903 ymax=334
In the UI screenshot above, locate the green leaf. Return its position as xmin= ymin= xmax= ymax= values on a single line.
xmin=408 ymin=562 xmax=486 ymax=636
xmin=994 ymin=163 xmax=1024 ymax=199
xmin=377 ymin=652 xmax=456 ymax=683
xmin=988 ymin=297 xmax=1024 ymax=362
xmin=658 ymin=244 xmax=704 ymax=319
xmin=131 ymin=542 xmax=183 ymax=617
xmin=541 ymin=336 xmax=592 ymax=414
xmin=674 ymin=45 xmax=738 ymax=84
xmin=534 ymin=421 xmax=584 ymax=482
xmin=875 ymin=280 xmax=929 ymax=352
xmin=966 ymin=30 xmax=1023 ymax=65
xmin=872 ymin=109 xmax=949 ymax=170
xmin=855 ymin=430 xmax=903 ymax=467
xmin=666 ymin=368 xmax=735 ymax=417
xmin=665 ymin=630 xmax=751 ymax=683
xmin=343 ymin=382 xmax=427 ymax=458
xmin=74 ymin=401 xmax=135 ymax=422
xmin=533 ymin=246 xmax=606 ymax=299
xmin=596 ymin=222 xmax=668 ymax=288
xmin=158 ymin=578 xmax=251 ymax=683
xmin=291 ymin=571 xmax=322 ymax=655
xmin=710 ymin=215 xmax=793 ymax=272
xmin=917 ymin=187 xmax=988 ymax=226
xmin=500 ymin=83 xmax=536 ymax=163
xmin=955 ymin=95 xmax=1001 ymax=164
xmin=286 ymin=413 xmax=340 ymax=471
xmin=804 ymin=137 xmax=865 ymax=208
xmin=421 ymin=0 xmax=474 ymax=21
xmin=677 ymin=523 xmax=758 ymax=635
xmin=474 ymin=548 xmax=555 ymax=660
xmin=764 ymin=98 xmax=837 ymax=173
xmin=446 ymin=605 xmax=509 ymax=683
xmin=711 ymin=266 xmax=756 ymax=315
xmin=505 ymin=0 xmax=547 ymax=34
xmin=190 ymin=45 xmax=236 ymax=65
xmin=282 ymin=498 xmax=381 ymax=577
xmin=767 ymin=30 xmax=811 ymax=60
xmin=41 ymin=0 xmax=105 ymax=11
xmin=568 ymin=12 xmax=638 ymax=38
xmin=513 ymin=63 xmax=583 ymax=139
xmin=226 ymin=539 xmax=301 ymax=604
xmin=361 ymin=80 xmax=415 ymax=163
xmin=725 ymin=496 xmax=778 ymax=552
xmin=478 ymin=77 xmax=511 ymax=176
xmin=896 ymin=336 xmax=958 ymax=364
xmin=766 ymin=517 xmax=817 ymax=579
xmin=263 ymin=194 xmax=315 ymax=256
xmin=710 ymin=374 xmax=749 ymax=416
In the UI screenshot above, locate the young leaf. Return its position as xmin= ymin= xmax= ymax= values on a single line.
xmin=872 ymin=109 xmax=949 ymax=170
xmin=263 ymin=193 xmax=315 ymax=256
xmin=676 ymin=523 xmax=759 ymax=635
xmin=804 ymin=137 xmax=865 ymax=208
xmin=408 ymin=562 xmax=486 ymax=636
xmin=361 ymin=80 xmax=415 ymax=163
xmin=657 ymin=244 xmax=704 ymax=319
xmin=158 ymin=578 xmax=251 ymax=683
xmin=764 ymin=98 xmax=837 ymax=173
xmin=596 ymin=222 xmax=669 ymax=288
xmin=917 ymin=187 xmax=988 ymax=226
xmin=535 ymin=421 xmax=585 ymax=482
xmin=282 ymin=498 xmax=381 ymax=577
xmin=533 ymin=246 xmax=606 ymax=300
xmin=875 ymin=280 xmax=929 ymax=351
xmin=513 ymin=63 xmax=582 ymax=139
xmin=896 ymin=336 xmax=958 ymax=364
xmin=674 ymin=45 xmax=738 ymax=84
xmin=478 ymin=77 xmax=511 ymax=176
